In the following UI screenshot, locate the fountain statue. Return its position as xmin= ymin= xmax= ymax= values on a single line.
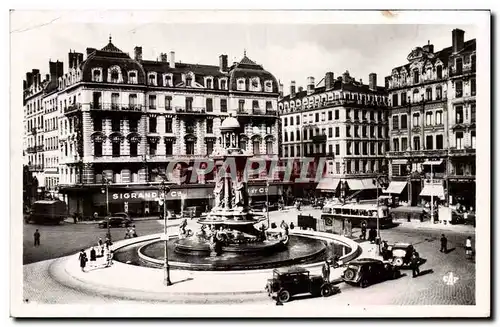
xmin=174 ymin=115 xmax=289 ymax=256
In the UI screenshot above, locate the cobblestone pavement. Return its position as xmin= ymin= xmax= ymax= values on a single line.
xmin=22 ymin=207 xmax=476 ymax=306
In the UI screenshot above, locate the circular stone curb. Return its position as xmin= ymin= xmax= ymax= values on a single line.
xmin=48 ymin=230 xmax=361 ymax=302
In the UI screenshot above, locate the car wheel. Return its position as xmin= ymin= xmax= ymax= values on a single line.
xmin=344 ymin=268 xmax=356 ymax=281
xmin=320 ymin=285 xmax=333 ymax=297
xmin=360 ymin=278 xmax=369 ymax=288
xmin=278 ymin=290 xmax=291 ymax=303
xmin=393 ymin=257 xmax=404 ymax=267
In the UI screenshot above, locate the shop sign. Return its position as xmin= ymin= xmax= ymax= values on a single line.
xmin=248 ymin=185 xmax=278 ymax=196
xmin=106 ymin=187 xmax=212 ymax=202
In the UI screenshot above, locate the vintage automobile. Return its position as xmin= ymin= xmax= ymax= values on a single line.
xmin=386 ymin=243 xmax=417 ymax=267
xmin=98 ymin=216 xmax=132 ymax=229
xmin=265 ymin=266 xmax=338 ymax=302
xmin=341 ymin=258 xmax=401 ymax=288
xmin=251 ymin=201 xmax=278 ymax=213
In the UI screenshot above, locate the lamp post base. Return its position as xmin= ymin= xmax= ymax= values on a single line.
xmin=164 ymin=265 xmax=172 ymax=286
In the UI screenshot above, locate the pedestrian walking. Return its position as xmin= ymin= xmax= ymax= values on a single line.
xmin=368 ymin=228 xmax=377 ymax=243
xmin=89 ymin=247 xmax=96 ymax=266
xmin=105 ymin=245 xmax=113 ymax=267
xmin=79 ymin=249 xmax=88 ymax=272
xmin=33 ymin=229 xmax=41 ymax=247
xmin=124 ymin=227 xmax=132 ymax=239
xmin=440 ymin=234 xmax=448 ymax=253
xmin=465 ymin=236 xmax=473 ymax=259
xmin=410 ymin=252 xmax=420 ymax=278
xmin=360 ymin=222 xmax=367 ymax=240
xmin=131 ymin=225 xmax=137 ymax=237
xmin=322 ymin=259 xmax=331 ymax=282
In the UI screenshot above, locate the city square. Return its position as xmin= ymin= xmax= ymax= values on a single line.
xmin=13 ymin=11 xmax=490 ymax=318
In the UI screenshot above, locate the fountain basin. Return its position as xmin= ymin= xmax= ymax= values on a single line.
xmin=113 ymin=234 xmax=351 ymax=271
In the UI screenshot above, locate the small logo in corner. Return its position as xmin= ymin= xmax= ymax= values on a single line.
xmin=443 ymin=272 xmax=459 ymax=286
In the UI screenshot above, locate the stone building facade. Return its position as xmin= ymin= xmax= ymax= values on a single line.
xmin=385 ymin=28 xmax=476 ymax=207
xmin=22 ymin=38 xmax=281 ymax=217
xmin=278 ymin=71 xmax=390 ymax=199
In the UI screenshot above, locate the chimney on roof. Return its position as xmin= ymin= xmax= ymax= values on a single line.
xmin=369 ymin=73 xmax=377 ymax=91
xmin=290 ymin=81 xmax=296 ymax=98
xmin=325 ymin=72 xmax=334 ymax=90
xmin=23 ymin=80 xmax=27 ymax=90
xmin=49 ymin=60 xmax=64 ymax=82
xmin=32 ymin=69 xmax=40 ymax=87
xmin=423 ymin=40 xmax=434 ymax=54
xmin=298 ymin=86 xmax=303 ymax=92
xmin=26 ymin=72 xmax=33 ymax=87
xmin=68 ymin=51 xmax=82 ymax=69
xmin=160 ymin=53 xmax=168 ymax=62
xmin=384 ymin=76 xmax=390 ymax=89
xmin=134 ymin=46 xmax=142 ymax=61
xmin=219 ymin=54 xmax=228 ymax=72
xmin=45 ymin=74 xmax=49 ymax=81
xmin=307 ymin=76 xmax=315 ymax=95
xmin=169 ymin=51 xmax=175 ymax=68
xmin=278 ymin=82 xmax=283 ymax=98
xmin=452 ymin=29 xmax=465 ymax=53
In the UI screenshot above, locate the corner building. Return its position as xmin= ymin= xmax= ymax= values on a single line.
xmin=49 ymin=38 xmax=280 ymax=217
xmin=278 ymin=71 xmax=390 ymax=199
xmin=385 ymin=29 xmax=476 ymax=208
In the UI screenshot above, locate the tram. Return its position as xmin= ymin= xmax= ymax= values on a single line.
xmin=320 ymin=202 xmax=392 ymax=230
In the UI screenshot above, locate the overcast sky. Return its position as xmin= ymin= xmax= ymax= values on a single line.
xmin=11 ymin=12 xmax=477 ymax=93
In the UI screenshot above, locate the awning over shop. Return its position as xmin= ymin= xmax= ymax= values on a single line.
xmin=419 ymin=184 xmax=445 ymax=199
xmin=346 ymin=179 xmax=364 ymax=190
xmin=316 ymin=178 xmax=340 ymax=191
xmin=422 ymin=159 xmax=443 ymax=166
xmin=361 ymin=179 xmax=377 ymax=189
xmin=345 ymin=179 xmax=379 ymax=190
xmin=392 ymin=159 xmax=409 ymax=165
xmin=383 ymin=181 xmax=408 ymax=194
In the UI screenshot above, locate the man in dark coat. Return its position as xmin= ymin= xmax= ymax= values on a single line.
xmin=369 ymin=228 xmax=377 ymax=243
xmin=360 ymin=222 xmax=367 ymax=240
xmin=33 ymin=229 xmax=40 ymax=247
xmin=410 ymin=252 xmax=420 ymax=278
xmin=322 ymin=259 xmax=331 ymax=282
xmin=79 ymin=250 xmax=88 ymax=272
xmin=440 ymin=234 xmax=448 ymax=253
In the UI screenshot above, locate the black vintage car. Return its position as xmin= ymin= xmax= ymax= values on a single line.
xmin=341 ymin=258 xmax=401 ymax=288
xmin=265 ymin=266 xmax=338 ymax=302
xmin=385 ymin=243 xmax=418 ymax=267
xmin=98 ymin=216 xmax=132 ymax=229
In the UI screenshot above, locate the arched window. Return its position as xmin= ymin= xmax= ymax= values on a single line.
xmin=392 ymin=138 xmax=400 ymax=152
xmin=93 ymin=69 xmax=101 ymax=82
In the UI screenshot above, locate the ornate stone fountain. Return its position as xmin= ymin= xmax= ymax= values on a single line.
xmin=174 ymin=116 xmax=289 ymax=256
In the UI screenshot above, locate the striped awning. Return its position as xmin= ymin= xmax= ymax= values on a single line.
xmin=317 ymin=178 xmax=340 ymax=191
xmin=419 ymin=184 xmax=445 ymax=199
xmin=383 ymin=181 xmax=408 ymax=194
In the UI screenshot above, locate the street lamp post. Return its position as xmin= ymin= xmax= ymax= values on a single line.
xmin=102 ymin=177 xmax=111 ymax=241
xmin=266 ymin=179 xmax=270 ymax=227
xmin=161 ymin=181 xmax=172 ymax=286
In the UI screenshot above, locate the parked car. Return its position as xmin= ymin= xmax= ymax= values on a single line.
xmin=341 ymin=258 xmax=401 ymax=288
xmin=386 ymin=243 xmax=417 ymax=267
xmin=265 ymin=266 xmax=338 ymax=302
xmin=113 ymin=212 xmax=131 ymax=220
xmin=98 ymin=216 xmax=132 ymax=229
xmin=251 ymin=201 xmax=278 ymax=213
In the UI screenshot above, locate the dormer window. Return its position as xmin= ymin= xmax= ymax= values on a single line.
xmin=128 ymin=71 xmax=138 ymax=84
xmin=206 ymin=78 xmax=213 ymax=89
xmin=107 ymin=66 xmax=122 ymax=83
xmin=219 ymin=78 xmax=227 ymax=90
xmin=237 ymin=79 xmax=246 ymax=91
xmin=250 ymin=78 xmax=261 ymax=92
xmin=92 ymin=68 xmax=102 ymax=82
xmin=163 ymin=74 xmax=173 ymax=87
xmin=264 ymin=80 xmax=273 ymax=92
xmin=186 ymin=76 xmax=192 ymax=87
xmin=148 ymin=73 xmax=157 ymax=86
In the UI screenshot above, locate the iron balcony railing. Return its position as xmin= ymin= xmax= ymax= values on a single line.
xmin=90 ymin=102 xmax=144 ymax=112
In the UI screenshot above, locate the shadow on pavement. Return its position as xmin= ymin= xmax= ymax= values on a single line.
xmin=445 ymin=248 xmax=456 ymax=254
xmin=418 ymin=269 xmax=434 ymax=276
xmin=171 ymin=277 xmax=194 ymax=285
